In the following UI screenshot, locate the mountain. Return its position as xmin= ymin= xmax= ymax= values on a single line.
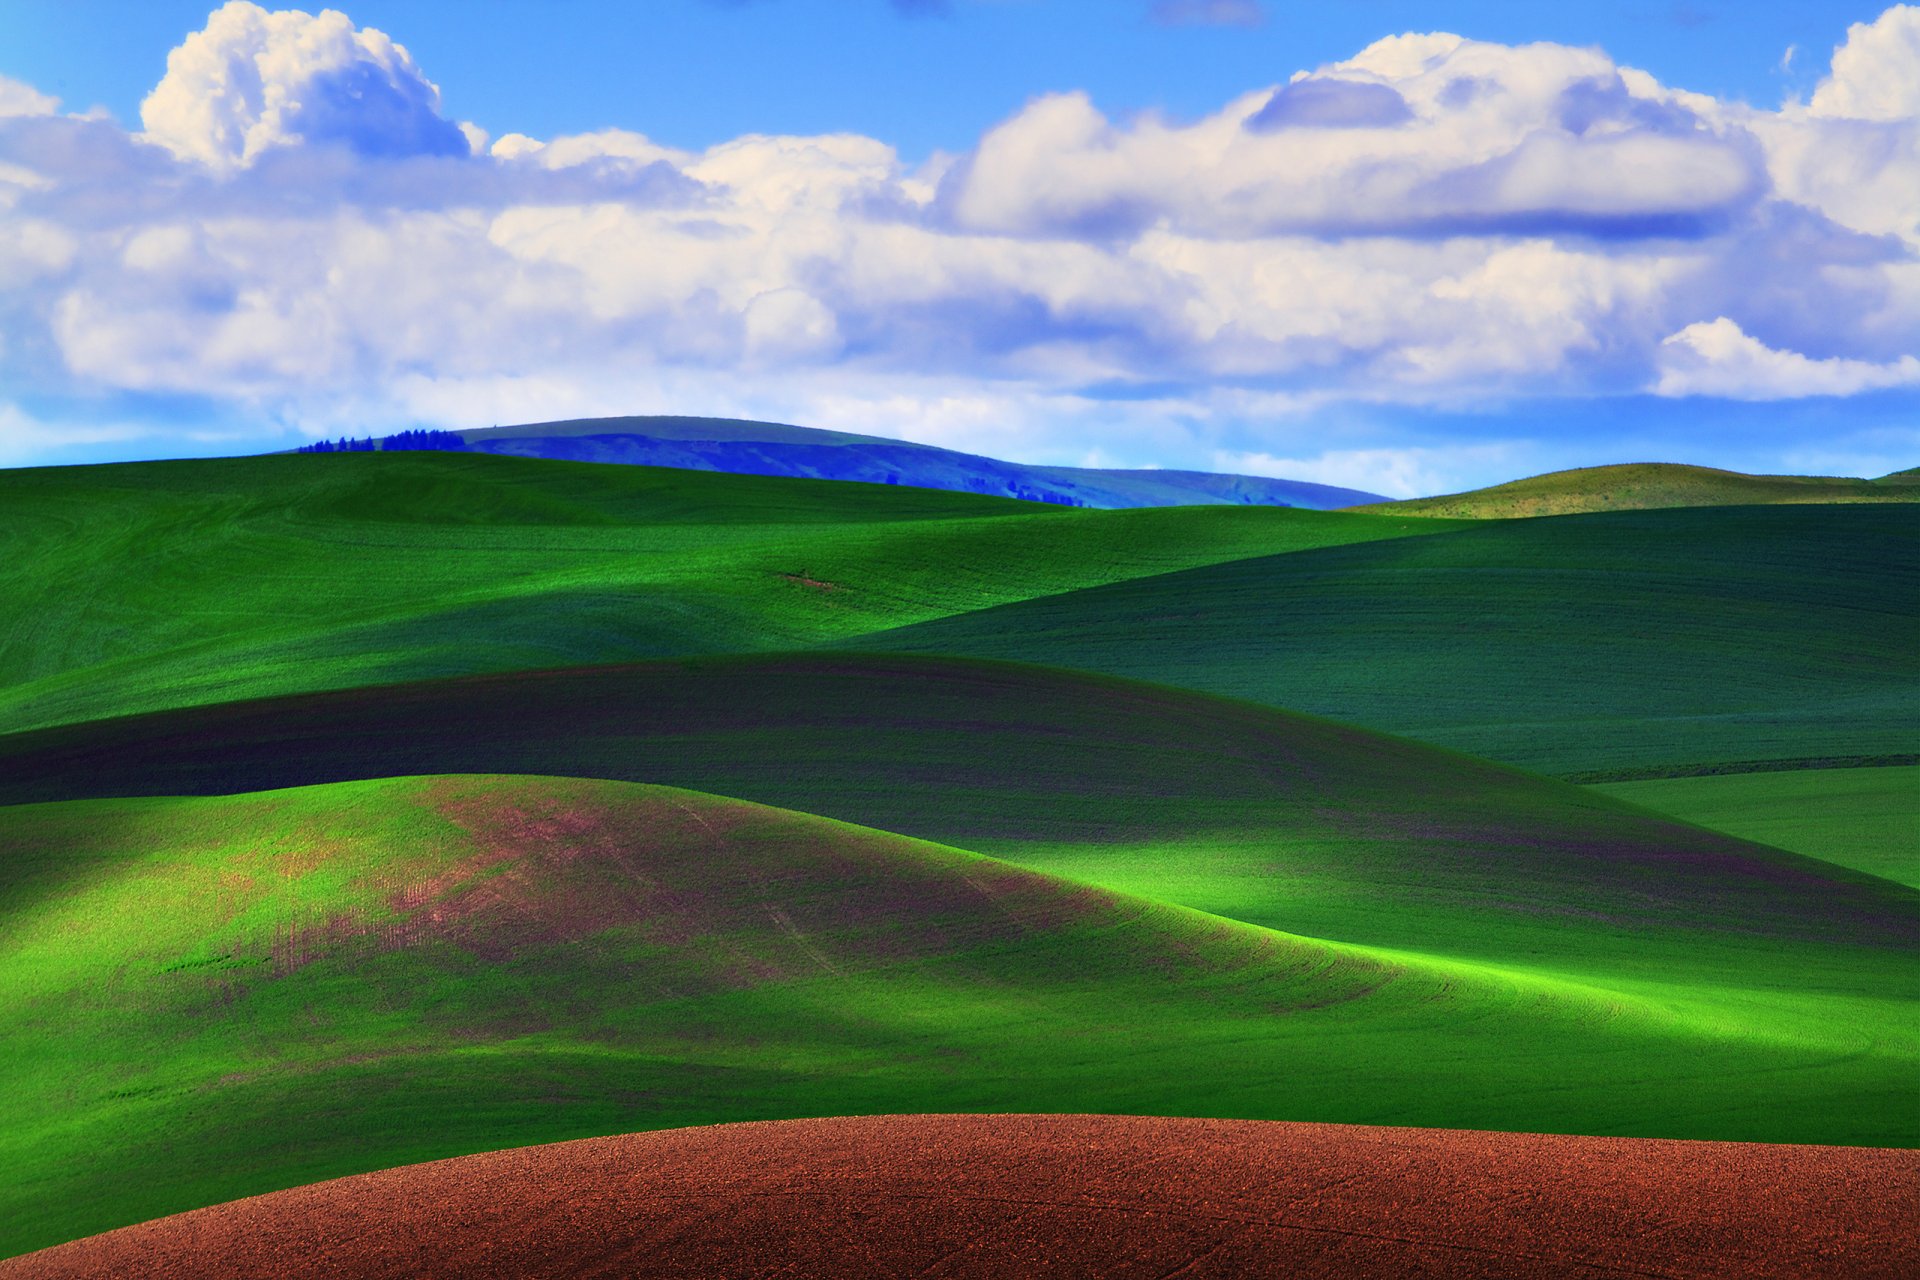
xmin=455 ymin=415 xmax=1387 ymax=509
xmin=1350 ymin=461 xmax=1920 ymax=518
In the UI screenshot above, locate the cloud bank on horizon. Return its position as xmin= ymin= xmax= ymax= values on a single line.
xmin=0 ymin=1 xmax=1916 ymax=493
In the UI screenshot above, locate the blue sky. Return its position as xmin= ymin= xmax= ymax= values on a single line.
xmin=0 ymin=0 xmax=1915 ymax=492
xmin=0 ymin=2 xmax=1874 ymax=157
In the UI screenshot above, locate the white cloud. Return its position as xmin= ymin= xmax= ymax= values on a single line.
xmin=139 ymin=1 xmax=467 ymax=172
xmin=0 ymin=402 xmax=148 ymax=466
xmin=486 ymin=132 xmax=540 ymax=161
xmin=937 ymin=34 xmax=1764 ymax=240
xmin=1214 ymin=445 xmax=1514 ymax=499
xmin=0 ymin=218 xmax=76 ymax=286
xmin=742 ymin=288 xmax=841 ymax=363
xmin=0 ymin=76 xmax=58 ymax=119
xmin=1745 ymin=106 xmax=1920 ymax=241
xmin=1655 ymin=318 xmax=1920 ymax=399
xmin=1810 ymin=5 xmax=1920 ymax=120
xmin=0 ymin=5 xmax=1916 ymax=477
xmin=1703 ymin=8 xmax=1920 ymax=247
xmin=507 ymin=127 xmax=689 ymax=172
xmin=688 ymin=133 xmax=895 ymax=215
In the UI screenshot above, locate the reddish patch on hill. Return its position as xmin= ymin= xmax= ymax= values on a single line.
xmin=258 ymin=779 xmax=1149 ymax=1001
xmin=777 ymin=571 xmax=840 ymax=591
xmin=7 ymin=1114 xmax=1913 ymax=1278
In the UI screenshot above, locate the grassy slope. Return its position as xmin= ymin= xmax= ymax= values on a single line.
xmin=0 ymin=452 xmax=1449 ymax=735
xmin=3 ymin=455 xmax=1915 ymax=1255
xmin=3 ymin=773 xmax=1915 ymax=1257
xmin=1350 ymin=461 xmax=1920 ymax=518
xmin=843 ymin=504 xmax=1920 ymax=778
xmin=1594 ymin=766 xmax=1920 ymax=889
xmin=0 ymin=653 xmax=1910 ymax=987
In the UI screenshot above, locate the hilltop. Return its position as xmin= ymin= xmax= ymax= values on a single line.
xmin=454 ymin=415 xmax=1387 ymax=509
xmin=1350 ymin=461 xmax=1920 ymax=518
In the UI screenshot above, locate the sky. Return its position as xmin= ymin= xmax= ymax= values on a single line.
xmin=1 ymin=0 xmax=1916 ymax=494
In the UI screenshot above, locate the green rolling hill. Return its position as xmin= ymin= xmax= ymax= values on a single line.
xmin=0 ymin=653 xmax=1911 ymax=980
xmin=842 ymin=504 xmax=1920 ymax=778
xmin=2 ymin=451 xmax=1915 ymax=1261
xmin=0 ymin=453 xmax=1448 ymax=736
xmin=1350 ymin=461 xmax=1920 ymax=518
xmin=5 ymin=765 xmax=1913 ymax=1257
xmin=6 ymin=453 xmax=1910 ymax=781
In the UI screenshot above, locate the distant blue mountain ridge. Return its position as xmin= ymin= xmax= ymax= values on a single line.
xmin=450 ymin=416 xmax=1387 ymax=509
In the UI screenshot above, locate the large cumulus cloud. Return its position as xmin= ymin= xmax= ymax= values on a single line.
xmin=1810 ymin=4 xmax=1920 ymax=120
xmin=139 ymin=1 xmax=469 ymax=171
xmin=937 ymin=35 xmax=1767 ymax=240
xmin=0 ymin=3 xmax=1916 ymax=489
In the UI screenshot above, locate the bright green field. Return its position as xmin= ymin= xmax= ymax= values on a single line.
xmin=845 ymin=504 xmax=1920 ymax=777
xmin=0 ymin=453 xmax=1451 ymax=735
xmin=2 ymin=454 xmax=1916 ymax=1260
xmin=2 ymin=653 xmax=1911 ymax=985
xmin=1595 ymin=767 xmax=1920 ymax=889
xmin=3 ymin=773 xmax=1914 ymax=1257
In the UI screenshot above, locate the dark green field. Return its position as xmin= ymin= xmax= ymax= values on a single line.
xmin=844 ymin=504 xmax=1920 ymax=776
xmin=2 ymin=452 xmax=1914 ymax=1259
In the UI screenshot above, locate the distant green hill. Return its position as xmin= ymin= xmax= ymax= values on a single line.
xmin=457 ymin=415 xmax=1389 ymax=509
xmin=841 ymin=504 xmax=1920 ymax=778
xmin=2 ymin=452 xmax=1906 ymax=779
xmin=0 ymin=452 xmax=1447 ymax=735
xmin=1351 ymin=461 xmax=1920 ymax=518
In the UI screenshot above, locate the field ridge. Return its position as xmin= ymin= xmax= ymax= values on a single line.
xmin=1351 ymin=460 xmax=1920 ymax=518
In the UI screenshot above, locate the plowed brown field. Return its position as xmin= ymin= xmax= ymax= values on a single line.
xmin=6 ymin=1114 xmax=1914 ymax=1278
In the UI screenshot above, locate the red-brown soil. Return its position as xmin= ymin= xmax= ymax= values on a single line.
xmin=6 ymin=1114 xmax=1913 ymax=1278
